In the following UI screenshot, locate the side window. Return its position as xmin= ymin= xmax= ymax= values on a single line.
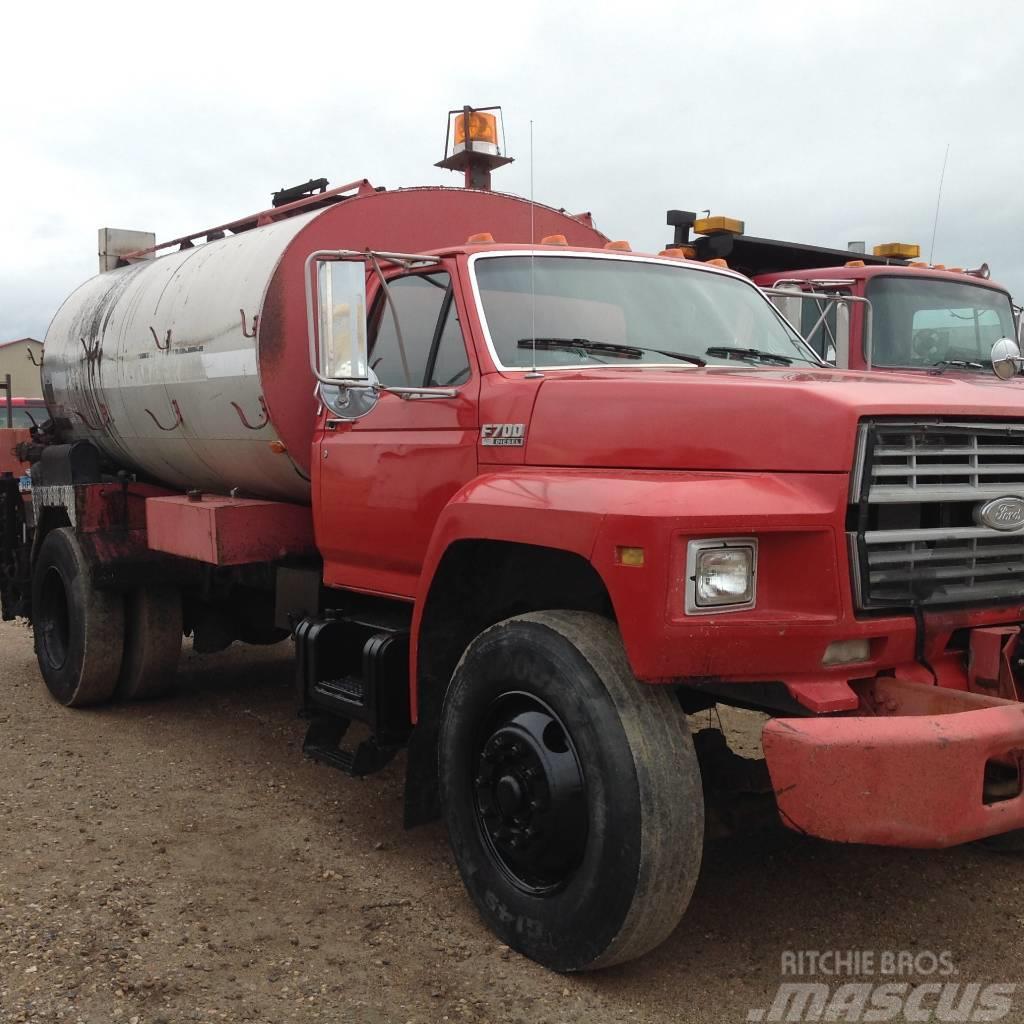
xmin=427 ymin=299 xmax=471 ymax=387
xmin=369 ymin=274 xmax=450 ymax=386
xmin=800 ymin=293 xmax=847 ymax=362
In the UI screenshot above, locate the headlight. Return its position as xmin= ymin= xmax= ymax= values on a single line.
xmin=686 ymin=538 xmax=757 ymax=613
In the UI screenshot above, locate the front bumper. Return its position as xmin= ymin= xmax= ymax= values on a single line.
xmin=764 ymin=678 xmax=1024 ymax=848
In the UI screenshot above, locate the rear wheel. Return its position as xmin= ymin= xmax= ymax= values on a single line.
xmin=32 ymin=527 xmax=124 ymax=707
xmin=117 ymin=586 xmax=182 ymax=700
xmin=439 ymin=610 xmax=704 ymax=971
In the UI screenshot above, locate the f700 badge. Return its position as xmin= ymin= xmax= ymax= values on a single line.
xmin=480 ymin=423 xmax=526 ymax=447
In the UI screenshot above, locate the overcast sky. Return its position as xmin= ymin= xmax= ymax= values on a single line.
xmin=1 ymin=0 xmax=1021 ymax=341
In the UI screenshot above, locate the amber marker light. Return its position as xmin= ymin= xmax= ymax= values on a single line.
xmin=615 ymin=546 xmax=646 ymax=568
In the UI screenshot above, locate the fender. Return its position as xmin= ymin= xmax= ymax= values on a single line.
xmin=410 ymin=467 xmax=858 ymax=710
xmin=410 ymin=470 xmax=607 ymax=715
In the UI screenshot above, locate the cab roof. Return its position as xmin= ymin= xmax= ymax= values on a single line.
xmin=754 ymin=263 xmax=1008 ymax=293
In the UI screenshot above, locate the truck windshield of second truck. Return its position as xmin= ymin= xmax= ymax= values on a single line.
xmin=473 ymin=255 xmax=821 ymax=370
xmin=868 ymin=277 xmax=1017 ymax=370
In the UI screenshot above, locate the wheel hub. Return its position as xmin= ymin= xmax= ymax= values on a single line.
xmin=495 ymin=773 xmax=525 ymax=816
xmin=474 ymin=696 xmax=588 ymax=894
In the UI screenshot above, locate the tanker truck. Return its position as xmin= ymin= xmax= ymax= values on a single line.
xmin=8 ymin=107 xmax=1024 ymax=972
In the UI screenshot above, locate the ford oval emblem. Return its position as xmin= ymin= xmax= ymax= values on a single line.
xmin=976 ymin=496 xmax=1024 ymax=532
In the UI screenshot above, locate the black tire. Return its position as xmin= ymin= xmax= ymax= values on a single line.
xmin=31 ymin=527 xmax=124 ymax=707
xmin=439 ymin=610 xmax=703 ymax=972
xmin=117 ymin=586 xmax=182 ymax=700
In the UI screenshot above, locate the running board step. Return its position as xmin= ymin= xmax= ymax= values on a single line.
xmin=294 ymin=614 xmax=412 ymax=771
xmin=302 ymin=716 xmax=397 ymax=777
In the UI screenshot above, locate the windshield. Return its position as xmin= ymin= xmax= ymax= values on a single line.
xmin=4 ymin=404 xmax=45 ymax=428
xmin=473 ymin=255 xmax=820 ymax=369
xmin=868 ymin=276 xmax=1015 ymax=369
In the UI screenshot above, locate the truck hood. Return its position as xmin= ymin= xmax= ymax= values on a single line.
xmin=524 ymin=366 xmax=1024 ymax=473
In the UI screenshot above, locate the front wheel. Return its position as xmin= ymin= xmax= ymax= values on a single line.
xmin=439 ymin=611 xmax=704 ymax=972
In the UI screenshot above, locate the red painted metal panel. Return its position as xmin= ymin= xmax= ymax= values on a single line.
xmin=146 ymin=495 xmax=314 ymax=566
xmin=77 ymin=482 xmax=171 ymax=534
xmin=524 ymin=367 xmax=1024 ymax=474
xmin=968 ymin=627 xmax=1022 ymax=701
xmin=784 ymin=680 xmax=860 ymax=713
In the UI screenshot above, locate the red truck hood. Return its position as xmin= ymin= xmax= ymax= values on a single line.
xmin=524 ymin=366 xmax=1024 ymax=472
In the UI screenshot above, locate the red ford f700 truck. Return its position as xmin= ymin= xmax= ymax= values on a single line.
xmin=664 ymin=209 xmax=1020 ymax=377
xmin=5 ymin=110 xmax=1024 ymax=972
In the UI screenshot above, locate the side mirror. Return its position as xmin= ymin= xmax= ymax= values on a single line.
xmin=991 ymin=337 xmax=1022 ymax=380
xmin=316 ymin=260 xmax=368 ymax=381
xmin=305 ymin=253 xmax=378 ymax=421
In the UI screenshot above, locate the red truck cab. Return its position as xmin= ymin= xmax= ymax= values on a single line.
xmin=759 ymin=264 xmax=1016 ymax=374
xmin=663 ymin=209 xmax=1021 ymax=377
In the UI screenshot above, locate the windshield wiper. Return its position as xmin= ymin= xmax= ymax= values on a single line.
xmin=705 ymin=345 xmax=793 ymax=366
xmin=517 ymin=338 xmax=706 ymax=366
xmin=930 ymin=359 xmax=986 ymax=371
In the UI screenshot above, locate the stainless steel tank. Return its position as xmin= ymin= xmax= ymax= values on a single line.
xmin=43 ymin=211 xmax=319 ymax=502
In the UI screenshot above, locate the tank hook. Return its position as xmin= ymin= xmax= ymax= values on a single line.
xmin=240 ymin=309 xmax=260 ymax=339
xmin=230 ymin=396 xmax=269 ymax=431
xmin=74 ymin=403 xmax=111 ymax=431
xmin=27 ymin=347 xmax=43 ymax=368
xmin=79 ymin=336 xmax=101 ymax=362
xmin=144 ymin=399 xmax=184 ymax=432
xmin=149 ymin=327 xmax=172 ymax=352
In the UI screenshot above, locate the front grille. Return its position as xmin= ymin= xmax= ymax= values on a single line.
xmin=851 ymin=420 xmax=1024 ymax=608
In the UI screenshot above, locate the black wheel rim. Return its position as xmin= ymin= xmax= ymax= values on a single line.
xmin=473 ymin=691 xmax=588 ymax=896
xmin=39 ymin=566 xmax=70 ymax=671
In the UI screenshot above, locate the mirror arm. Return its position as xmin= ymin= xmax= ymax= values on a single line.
xmin=382 ymin=385 xmax=458 ymax=400
xmin=318 ymin=379 xmax=457 ymax=400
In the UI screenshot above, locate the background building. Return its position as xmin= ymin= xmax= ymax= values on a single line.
xmin=0 ymin=339 xmax=43 ymax=397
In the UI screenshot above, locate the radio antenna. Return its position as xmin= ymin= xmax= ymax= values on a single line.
xmin=526 ymin=119 xmax=542 ymax=379
xmin=928 ymin=143 xmax=950 ymax=265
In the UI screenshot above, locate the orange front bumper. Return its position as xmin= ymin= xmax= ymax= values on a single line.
xmin=763 ymin=679 xmax=1024 ymax=848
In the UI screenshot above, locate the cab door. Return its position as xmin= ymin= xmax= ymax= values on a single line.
xmin=315 ymin=267 xmax=480 ymax=598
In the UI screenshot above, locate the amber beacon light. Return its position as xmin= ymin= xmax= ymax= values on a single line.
xmin=436 ymin=104 xmax=513 ymax=191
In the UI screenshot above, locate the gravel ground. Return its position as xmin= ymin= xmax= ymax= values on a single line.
xmin=2 ymin=617 xmax=1024 ymax=1023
